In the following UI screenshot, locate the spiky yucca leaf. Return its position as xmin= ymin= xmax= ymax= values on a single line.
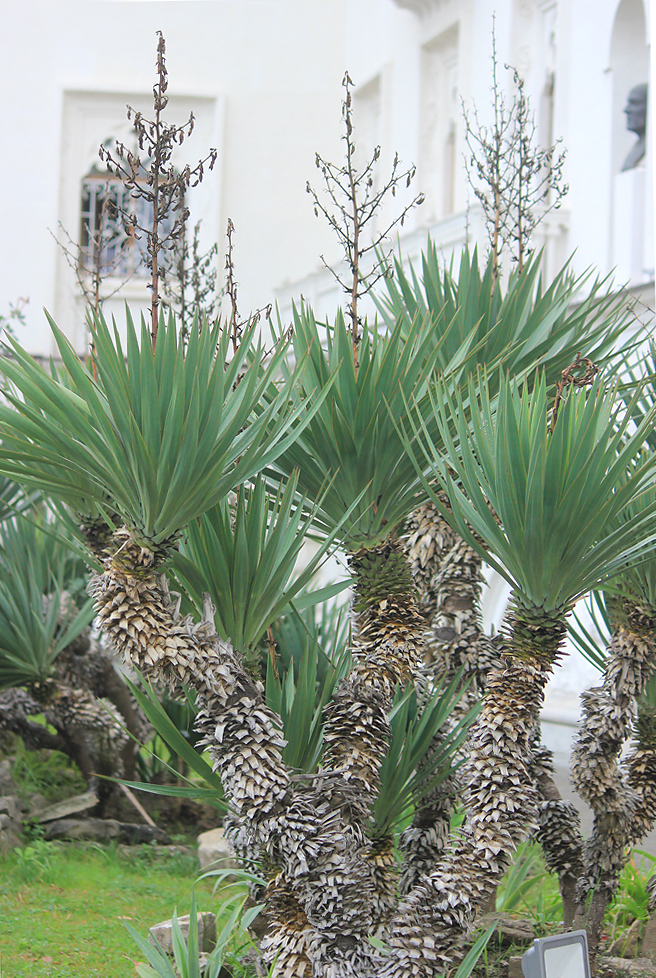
xmin=569 ymin=470 xmax=656 ymax=672
xmin=0 ymin=474 xmax=40 ymax=524
xmin=403 ymin=371 xmax=656 ymax=617
xmin=0 ymin=310 xmax=313 ymax=546
xmin=620 ymin=338 xmax=656 ymax=455
xmin=569 ymin=592 xmax=609 ymax=673
xmin=263 ymin=598 xmax=352 ymax=688
xmin=271 ymin=304 xmax=473 ymax=550
xmin=372 ymin=677 xmax=477 ymax=839
xmin=0 ymin=514 xmax=94 ymax=688
xmin=378 ymin=241 xmax=635 ymax=385
xmin=265 ymin=628 xmax=351 ymax=772
xmin=171 ymin=473 xmax=350 ymax=652
xmin=120 ymin=673 xmax=227 ymax=809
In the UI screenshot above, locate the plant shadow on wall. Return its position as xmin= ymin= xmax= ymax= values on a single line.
xmin=1 ymin=30 xmax=656 ymax=978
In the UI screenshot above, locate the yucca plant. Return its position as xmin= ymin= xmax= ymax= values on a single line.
xmin=376 ymin=370 xmax=656 ymax=976
xmin=380 ymin=243 xmax=638 ymax=915
xmin=563 ymin=348 xmax=656 ymax=951
xmin=0 ymin=304 xmax=408 ymax=977
xmin=264 ymin=303 xmax=483 ymax=970
xmin=0 ymin=512 xmax=93 ymax=689
xmin=0 ymin=509 xmax=134 ymax=792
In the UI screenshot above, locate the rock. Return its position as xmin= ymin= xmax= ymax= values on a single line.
xmin=28 ymin=793 xmax=49 ymax=816
xmin=35 ymin=790 xmax=98 ymax=823
xmin=478 ymin=913 xmax=536 ymax=948
xmin=508 ymin=956 xmax=524 ymax=978
xmin=197 ymin=827 xmax=238 ymax=874
xmin=642 ymin=911 xmax=656 ymax=961
xmin=43 ymin=818 xmax=170 ymax=845
xmin=116 ymin=843 xmax=195 ymax=863
xmin=0 ymin=795 xmax=24 ymax=822
xmin=148 ymin=912 xmax=217 ymax=954
xmin=608 ymin=917 xmax=645 ymax=957
xmin=0 ymin=759 xmax=17 ymax=795
xmin=602 ymin=957 xmax=656 ymax=976
xmin=0 ymin=826 xmax=22 ymax=854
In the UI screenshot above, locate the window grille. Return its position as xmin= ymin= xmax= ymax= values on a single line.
xmin=79 ymin=170 xmax=176 ymax=279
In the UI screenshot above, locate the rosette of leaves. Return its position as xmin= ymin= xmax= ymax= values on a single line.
xmin=377 ymin=241 xmax=635 ymax=382
xmin=272 ymin=304 xmax=472 ymax=550
xmin=170 ymin=473 xmax=350 ymax=659
xmin=568 ymin=472 xmax=656 ymax=951
xmin=0 ymin=309 xmax=311 ymax=549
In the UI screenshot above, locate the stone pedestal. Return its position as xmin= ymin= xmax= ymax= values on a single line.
xmin=613 ymin=166 xmax=647 ymax=283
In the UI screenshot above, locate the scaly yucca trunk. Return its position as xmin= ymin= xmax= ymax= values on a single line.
xmin=404 ymin=500 xmax=583 ymax=923
xmin=531 ymin=743 xmax=584 ymax=928
xmin=377 ymin=602 xmax=567 ymax=977
xmin=572 ymin=600 xmax=656 ymax=954
xmin=402 ymin=501 xmax=497 ymax=898
xmin=397 ymin=733 xmax=458 ymax=896
xmin=322 ymin=537 xmax=426 ymax=945
xmin=404 ymin=500 xmax=499 ymax=705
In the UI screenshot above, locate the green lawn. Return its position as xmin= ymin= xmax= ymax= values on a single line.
xmin=0 ymin=843 xmax=217 ymax=978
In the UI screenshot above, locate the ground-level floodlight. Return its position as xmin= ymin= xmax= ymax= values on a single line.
xmin=521 ymin=930 xmax=591 ymax=978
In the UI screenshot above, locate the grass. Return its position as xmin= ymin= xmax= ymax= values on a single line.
xmin=9 ymin=739 xmax=87 ymax=805
xmin=0 ymin=842 xmax=218 ymax=978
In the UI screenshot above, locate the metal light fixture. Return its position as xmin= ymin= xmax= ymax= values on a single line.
xmin=522 ymin=930 xmax=591 ymax=978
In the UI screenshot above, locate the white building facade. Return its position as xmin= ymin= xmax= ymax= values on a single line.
xmin=0 ymin=0 xmax=651 ymax=353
